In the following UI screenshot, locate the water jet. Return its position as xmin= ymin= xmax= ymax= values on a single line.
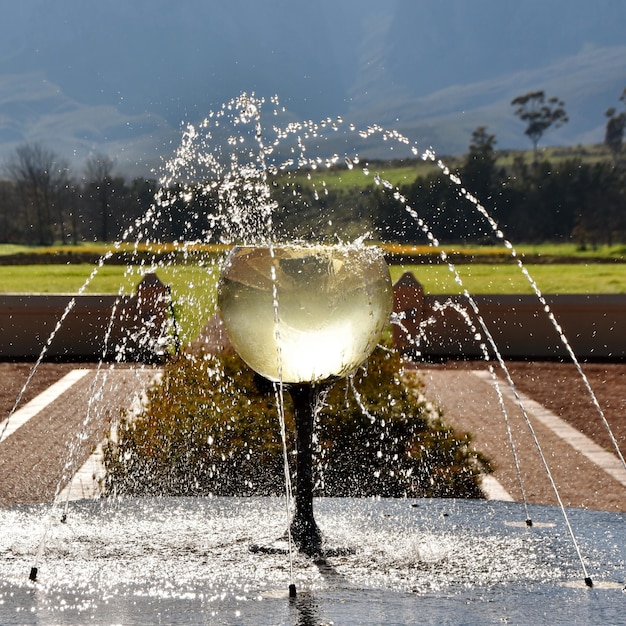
xmin=0 ymin=93 xmax=624 ymax=624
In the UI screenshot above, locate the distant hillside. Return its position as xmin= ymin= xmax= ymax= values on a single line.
xmin=0 ymin=0 xmax=624 ymax=176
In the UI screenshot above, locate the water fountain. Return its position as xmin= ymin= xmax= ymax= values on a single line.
xmin=218 ymin=243 xmax=392 ymax=557
xmin=0 ymin=93 xmax=624 ymax=624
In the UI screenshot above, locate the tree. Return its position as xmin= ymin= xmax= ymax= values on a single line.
xmin=604 ymin=88 xmax=626 ymax=162
xmin=461 ymin=126 xmax=499 ymax=205
xmin=468 ymin=125 xmax=497 ymax=157
xmin=0 ymin=179 xmax=20 ymax=243
xmin=4 ymin=142 xmax=72 ymax=245
xmin=85 ymin=153 xmax=116 ymax=242
xmin=511 ymin=91 xmax=568 ymax=164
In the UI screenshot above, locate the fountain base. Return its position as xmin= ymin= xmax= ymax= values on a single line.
xmin=290 ymin=511 xmax=323 ymax=556
xmin=250 ymin=540 xmax=356 ymax=558
xmin=1 ymin=498 xmax=623 ymax=625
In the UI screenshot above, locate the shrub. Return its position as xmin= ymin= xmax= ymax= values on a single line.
xmin=103 ymin=346 xmax=492 ymax=498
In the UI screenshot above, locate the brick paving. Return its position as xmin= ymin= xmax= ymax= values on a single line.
xmin=410 ymin=366 xmax=626 ymax=513
xmin=0 ymin=366 xmax=157 ymax=506
xmin=1 ymin=360 xmax=625 ymax=512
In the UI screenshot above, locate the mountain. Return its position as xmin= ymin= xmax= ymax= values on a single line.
xmin=0 ymin=0 xmax=624 ymax=177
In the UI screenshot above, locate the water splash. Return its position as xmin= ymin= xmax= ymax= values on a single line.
xmin=6 ymin=92 xmax=623 ymax=594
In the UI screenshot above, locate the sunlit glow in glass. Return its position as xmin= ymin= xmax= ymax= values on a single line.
xmin=218 ymin=244 xmax=392 ymax=383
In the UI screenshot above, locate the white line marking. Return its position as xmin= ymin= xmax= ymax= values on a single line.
xmin=59 ymin=442 xmax=107 ymax=501
xmin=472 ymin=370 xmax=626 ymax=488
xmin=59 ymin=371 xmax=162 ymax=501
xmin=408 ymin=370 xmax=514 ymax=501
xmin=0 ymin=369 xmax=90 ymax=443
xmin=481 ymin=475 xmax=514 ymax=501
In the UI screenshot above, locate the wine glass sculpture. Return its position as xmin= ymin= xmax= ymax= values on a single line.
xmin=218 ymin=243 xmax=393 ymax=555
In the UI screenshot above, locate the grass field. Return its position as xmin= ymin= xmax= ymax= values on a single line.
xmin=1 ymin=251 xmax=624 ymax=344
xmin=389 ymin=263 xmax=626 ymax=294
xmin=1 ymin=239 xmax=624 ymax=297
xmin=281 ymin=159 xmax=444 ymax=191
xmin=1 ymin=259 xmax=624 ymax=297
xmin=278 ymin=143 xmax=614 ymax=192
xmin=0 ymin=263 xmax=220 ymax=295
xmin=0 ymin=263 xmax=221 ymax=345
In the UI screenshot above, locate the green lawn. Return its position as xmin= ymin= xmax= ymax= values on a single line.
xmin=1 ymin=251 xmax=624 ymax=343
xmin=390 ymin=263 xmax=626 ymax=295
xmin=281 ymin=160 xmax=443 ymax=191
xmin=0 ymin=263 xmax=221 ymax=345
xmin=3 ymin=259 xmax=625 ymax=297
xmin=2 ymin=259 xmax=624 ymax=299
xmin=512 ymin=242 xmax=626 ymax=260
xmin=0 ymin=264 xmax=147 ymax=294
xmin=278 ymin=143 xmax=614 ymax=193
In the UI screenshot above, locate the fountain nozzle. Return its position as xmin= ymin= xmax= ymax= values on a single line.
xmin=289 ymin=584 xmax=297 ymax=597
xmin=29 ymin=567 xmax=37 ymax=582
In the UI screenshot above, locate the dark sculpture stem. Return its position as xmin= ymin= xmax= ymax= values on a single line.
xmin=287 ymin=382 xmax=327 ymax=556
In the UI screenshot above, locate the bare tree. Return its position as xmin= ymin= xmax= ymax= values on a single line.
xmin=85 ymin=153 xmax=116 ymax=242
xmin=511 ymin=90 xmax=568 ymax=164
xmin=5 ymin=142 xmax=71 ymax=245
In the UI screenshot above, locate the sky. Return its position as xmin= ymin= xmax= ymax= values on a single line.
xmin=0 ymin=0 xmax=625 ymax=177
